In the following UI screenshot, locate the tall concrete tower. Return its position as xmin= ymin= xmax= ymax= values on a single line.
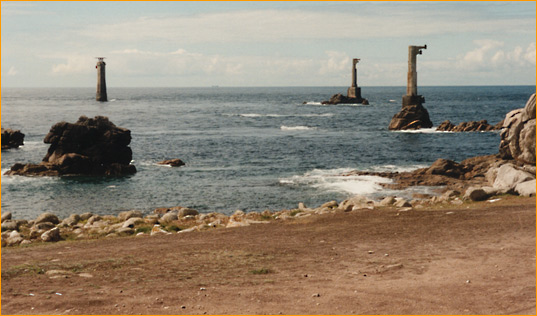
xmin=347 ymin=58 xmax=361 ymax=99
xmin=95 ymin=57 xmax=107 ymax=102
xmin=402 ymin=45 xmax=426 ymax=107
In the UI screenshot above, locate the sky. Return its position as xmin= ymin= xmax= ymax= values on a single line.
xmin=1 ymin=1 xmax=535 ymax=87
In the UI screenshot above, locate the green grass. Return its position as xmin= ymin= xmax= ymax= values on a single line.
xmin=249 ymin=268 xmax=273 ymax=275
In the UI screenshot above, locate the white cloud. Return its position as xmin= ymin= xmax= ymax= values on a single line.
xmin=456 ymin=40 xmax=536 ymax=71
xmin=51 ymin=55 xmax=95 ymax=75
xmin=7 ymin=66 xmax=18 ymax=76
xmin=78 ymin=8 xmax=535 ymax=44
xmin=319 ymin=51 xmax=349 ymax=75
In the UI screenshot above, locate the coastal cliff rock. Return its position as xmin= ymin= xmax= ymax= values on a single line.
xmin=388 ymin=103 xmax=433 ymax=130
xmin=5 ymin=116 xmax=136 ymax=176
xmin=321 ymin=93 xmax=369 ymax=105
xmin=436 ymin=119 xmax=502 ymax=132
xmin=499 ymin=93 xmax=536 ymax=165
xmin=1 ymin=128 xmax=25 ymax=149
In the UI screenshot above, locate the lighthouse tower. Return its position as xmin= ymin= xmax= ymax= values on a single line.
xmin=95 ymin=57 xmax=107 ymax=102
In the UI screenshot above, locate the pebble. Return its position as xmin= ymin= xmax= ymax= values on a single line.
xmin=368 ymin=250 xmax=374 ymax=254
xmin=312 ymin=293 xmax=321 ymax=297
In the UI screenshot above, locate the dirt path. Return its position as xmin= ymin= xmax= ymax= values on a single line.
xmin=2 ymin=196 xmax=535 ymax=315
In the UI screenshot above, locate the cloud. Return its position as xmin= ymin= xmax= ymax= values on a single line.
xmin=78 ymin=7 xmax=535 ymax=45
xmin=51 ymin=55 xmax=94 ymax=75
xmin=7 ymin=66 xmax=18 ymax=76
xmin=456 ymin=40 xmax=536 ymax=71
xmin=319 ymin=51 xmax=349 ymax=75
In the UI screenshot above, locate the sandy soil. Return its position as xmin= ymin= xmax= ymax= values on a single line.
xmin=1 ymin=196 xmax=535 ymax=315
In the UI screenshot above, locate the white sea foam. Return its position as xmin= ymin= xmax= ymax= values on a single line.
xmin=389 ymin=99 xmax=397 ymax=102
xmin=239 ymin=113 xmax=333 ymax=118
xmin=368 ymin=164 xmax=428 ymax=173
xmin=394 ymin=128 xmax=439 ymax=134
xmin=279 ymin=168 xmax=392 ymax=196
xmin=280 ymin=125 xmax=317 ymax=131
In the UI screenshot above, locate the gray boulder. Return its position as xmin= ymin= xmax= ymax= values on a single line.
xmin=6 ymin=231 xmax=24 ymax=246
xmin=514 ymin=179 xmax=536 ymax=197
xmin=41 ymin=227 xmax=61 ymax=242
xmin=159 ymin=212 xmax=178 ymax=224
xmin=61 ymin=214 xmax=80 ymax=227
xmin=493 ymin=164 xmax=535 ymax=192
xmin=118 ymin=210 xmax=143 ymax=222
xmin=35 ymin=212 xmax=60 ymax=225
xmin=122 ymin=217 xmax=144 ymax=228
xmin=499 ymin=94 xmax=536 ymax=165
xmin=1 ymin=220 xmax=19 ymax=232
xmin=464 ymin=186 xmax=497 ymax=201
xmin=1 ymin=212 xmax=12 ymax=223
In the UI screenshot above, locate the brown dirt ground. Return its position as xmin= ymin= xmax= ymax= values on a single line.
xmin=1 ymin=196 xmax=535 ymax=315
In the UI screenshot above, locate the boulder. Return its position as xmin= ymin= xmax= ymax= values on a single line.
xmin=463 ymin=186 xmax=495 ymax=201
xmin=388 ymin=104 xmax=433 ymax=130
xmin=5 ymin=116 xmax=137 ymax=176
xmin=338 ymin=195 xmax=374 ymax=212
xmin=61 ymin=214 xmax=80 ymax=227
xmin=122 ymin=217 xmax=144 ymax=228
xmin=493 ymin=164 xmax=535 ymax=192
xmin=393 ymin=198 xmax=412 ymax=208
xmin=118 ymin=210 xmax=143 ymax=222
xmin=1 ymin=128 xmax=25 ymax=149
xmin=34 ymin=222 xmax=56 ymax=231
xmin=378 ymin=196 xmax=396 ymax=206
xmin=499 ymin=94 xmax=536 ymax=165
xmin=159 ymin=212 xmax=178 ymax=224
xmin=6 ymin=231 xmax=24 ymax=246
xmin=41 ymin=227 xmax=61 ymax=242
xmin=1 ymin=220 xmax=19 ymax=232
xmin=514 ymin=179 xmax=536 ymax=197
xmin=157 ymin=159 xmax=185 ymax=167
xmin=426 ymin=159 xmax=466 ymax=179
xmin=1 ymin=212 xmax=12 ymax=223
xmin=35 ymin=212 xmax=60 ymax=225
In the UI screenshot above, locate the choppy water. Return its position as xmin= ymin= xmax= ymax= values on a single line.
xmin=1 ymin=86 xmax=534 ymax=219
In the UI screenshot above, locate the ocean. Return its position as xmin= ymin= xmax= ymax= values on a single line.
xmin=1 ymin=86 xmax=534 ymax=219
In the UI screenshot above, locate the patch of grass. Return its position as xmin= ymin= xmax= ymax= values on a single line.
xmin=163 ymin=225 xmax=181 ymax=232
xmin=289 ymin=209 xmax=302 ymax=216
xmin=2 ymin=263 xmax=45 ymax=279
xmin=134 ymin=226 xmax=152 ymax=234
xmin=249 ymin=268 xmax=273 ymax=275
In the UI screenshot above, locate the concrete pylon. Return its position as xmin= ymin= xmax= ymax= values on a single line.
xmin=347 ymin=58 xmax=361 ymax=99
xmin=402 ymin=45 xmax=426 ymax=107
xmin=96 ymin=57 xmax=107 ymax=102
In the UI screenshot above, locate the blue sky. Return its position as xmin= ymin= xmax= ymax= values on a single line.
xmin=1 ymin=1 xmax=535 ymax=87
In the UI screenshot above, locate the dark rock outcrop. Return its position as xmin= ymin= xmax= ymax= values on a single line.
xmin=1 ymin=128 xmax=25 ymax=149
xmin=436 ymin=119 xmax=501 ymax=132
xmin=5 ymin=116 xmax=136 ymax=176
xmin=388 ymin=103 xmax=433 ymax=130
xmin=321 ymin=93 xmax=369 ymax=105
xmin=499 ymin=93 xmax=536 ymax=165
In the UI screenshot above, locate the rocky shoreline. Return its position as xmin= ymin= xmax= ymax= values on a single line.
xmin=2 ymin=93 xmax=535 ymax=248
xmin=2 ymin=150 xmax=535 ymax=248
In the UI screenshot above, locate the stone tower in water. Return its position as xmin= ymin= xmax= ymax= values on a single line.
xmin=96 ymin=57 xmax=107 ymax=102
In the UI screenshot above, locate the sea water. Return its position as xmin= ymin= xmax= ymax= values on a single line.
xmin=1 ymin=86 xmax=534 ymax=219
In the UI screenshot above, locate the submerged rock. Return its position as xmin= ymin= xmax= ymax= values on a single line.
xmin=436 ymin=120 xmax=500 ymax=132
xmin=321 ymin=93 xmax=369 ymax=105
xmin=157 ymin=159 xmax=185 ymax=167
xmin=5 ymin=116 xmax=136 ymax=176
